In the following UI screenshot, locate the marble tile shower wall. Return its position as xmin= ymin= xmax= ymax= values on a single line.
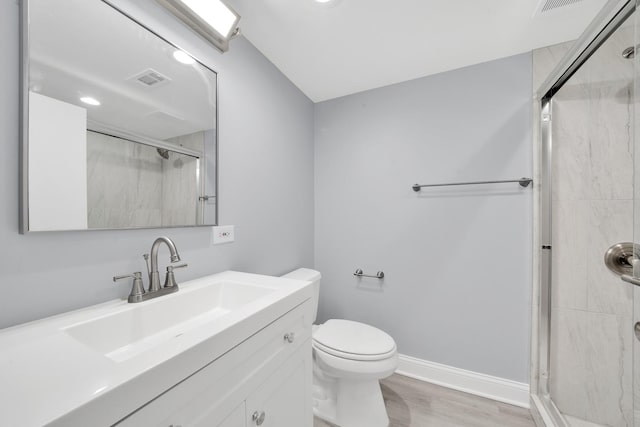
xmin=163 ymin=132 xmax=205 ymax=226
xmin=87 ymin=131 xmax=204 ymax=228
xmin=544 ymin=22 xmax=635 ymax=427
xmin=87 ymin=131 xmax=163 ymax=228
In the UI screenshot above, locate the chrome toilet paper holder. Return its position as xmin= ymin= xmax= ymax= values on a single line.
xmin=353 ymin=269 xmax=384 ymax=279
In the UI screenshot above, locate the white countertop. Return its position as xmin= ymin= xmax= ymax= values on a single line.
xmin=0 ymin=271 xmax=312 ymax=427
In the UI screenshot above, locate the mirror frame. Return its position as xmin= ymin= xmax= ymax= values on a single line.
xmin=19 ymin=0 xmax=219 ymax=233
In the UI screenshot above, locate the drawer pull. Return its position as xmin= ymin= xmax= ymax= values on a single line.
xmin=252 ymin=410 xmax=266 ymax=425
xmin=284 ymin=332 xmax=295 ymax=343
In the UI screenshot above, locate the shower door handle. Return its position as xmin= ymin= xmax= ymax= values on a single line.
xmin=621 ymin=275 xmax=640 ymax=287
xmin=635 ymin=322 xmax=640 ymax=341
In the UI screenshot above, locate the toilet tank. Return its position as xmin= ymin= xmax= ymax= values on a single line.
xmin=281 ymin=268 xmax=321 ymax=322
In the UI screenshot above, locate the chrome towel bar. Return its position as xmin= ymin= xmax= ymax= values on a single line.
xmin=412 ymin=177 xmax=532 ymax=192
xmin=354 ymin=269 xmax=384 ymax=279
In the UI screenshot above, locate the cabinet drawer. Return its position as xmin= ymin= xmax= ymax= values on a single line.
xmin=246 ymin=341 xmax=313 ymax=427
xmin=115 ymin=300 xmax=312 ymax=427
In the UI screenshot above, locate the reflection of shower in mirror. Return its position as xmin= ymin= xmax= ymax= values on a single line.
xmin=157 ymin=148 xmax=170 ymax=159
xmin=157 ymin=147 xmax=186 ymax=168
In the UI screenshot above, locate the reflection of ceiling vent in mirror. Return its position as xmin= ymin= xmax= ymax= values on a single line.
xmin=534 ymin=0 xmax=584 ymax=15
xmin=128 ymin=68 xmax=171 ymax=88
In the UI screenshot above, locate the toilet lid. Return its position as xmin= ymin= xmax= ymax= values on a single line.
xmin=313 ymin=319 xmax=396 ymax=360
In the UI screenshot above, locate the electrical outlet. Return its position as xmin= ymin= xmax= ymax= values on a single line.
xmin=213 ymin=225 xmax=234 ymax=244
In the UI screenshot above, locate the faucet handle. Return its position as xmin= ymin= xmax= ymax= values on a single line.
xmin=113 ymin=272 xmax=142 ymax=281
xmin=164 ymin=264 xmax=188 ymax=288
xmin=113 ymin=272 xmax=146 ymax=302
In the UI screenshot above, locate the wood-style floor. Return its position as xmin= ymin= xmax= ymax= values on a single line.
xmin=313 ymin=374 xmax=536 ymax=427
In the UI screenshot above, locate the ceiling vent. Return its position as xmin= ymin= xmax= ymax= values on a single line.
xmin=534 ymin=0 xmax=584 ymax=15
xmin=128 ymin=68 xmax=171 ymax=88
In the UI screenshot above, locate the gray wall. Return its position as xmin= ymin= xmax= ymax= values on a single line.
xmin=0 ymin=0 xmax=314 ymax=328
xmin=2 ymin=0 xmax=533 ymax=385
xmin=314 ymin=53 xmax=533 ymax=383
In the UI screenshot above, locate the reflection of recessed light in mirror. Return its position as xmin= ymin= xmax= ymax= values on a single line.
xmin=80 ymin=96 xmax=101 ymax=106
xmin=173 ymin=50 xmax=196 ymax=65
xmin=313 ymin=0 xmax=341 ymax=7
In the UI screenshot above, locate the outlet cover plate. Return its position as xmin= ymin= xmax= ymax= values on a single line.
xmin=213 ymin=225 xmax=234 ymax=244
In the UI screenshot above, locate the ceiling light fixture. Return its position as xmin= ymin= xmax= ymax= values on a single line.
xmin=173 ymin=50 xmax=196 ymax=64
xmin=80 ymin=96 xmax=100 ymax=106
xmin=155 ymin=0 xmax=240 ymax=53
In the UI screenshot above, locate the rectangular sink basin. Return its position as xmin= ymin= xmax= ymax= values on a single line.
xmin=64 ymin=280 xmax=275 ymax=362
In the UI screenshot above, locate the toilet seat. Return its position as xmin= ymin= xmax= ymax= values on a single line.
xmin=313 ymin=319 xmax=397 ymax=361
xmin=313 ymin=340 xmax=397 ymax=361
xmin=313 ymin=343 xmax=399 ymax=381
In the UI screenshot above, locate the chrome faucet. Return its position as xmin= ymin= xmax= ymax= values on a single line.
xmin=149 ymin=236 xmax=181 ymax=292
xmin=114 ymin=236 xmax=187 ymax=303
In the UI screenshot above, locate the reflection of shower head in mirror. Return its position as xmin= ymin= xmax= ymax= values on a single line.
xmin=157 ymin=148 xmax=170 ymax=159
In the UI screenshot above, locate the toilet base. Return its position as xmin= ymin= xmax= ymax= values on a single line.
xmin=314 ymin=375 xmax=389 ymax=427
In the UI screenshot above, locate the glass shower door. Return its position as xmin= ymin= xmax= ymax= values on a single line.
xmin=634 ymin=4 xmax=640 ymax=423
xmin=547 ymin=8 xmax=636 ymax=426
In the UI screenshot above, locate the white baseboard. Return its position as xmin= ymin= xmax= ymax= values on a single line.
xmin=395 ymin=354 xmax=530 ymax=409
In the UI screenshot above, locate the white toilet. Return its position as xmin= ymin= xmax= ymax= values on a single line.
xmin=282 ymin=268 xmax=398 ymax=427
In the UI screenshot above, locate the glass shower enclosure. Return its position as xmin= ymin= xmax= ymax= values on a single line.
xmin=535 ymin=0 xmax=638 ymax=426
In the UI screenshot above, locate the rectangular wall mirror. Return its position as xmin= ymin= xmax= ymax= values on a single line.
xmin=20 ymin=0 xmax=218 ymax=232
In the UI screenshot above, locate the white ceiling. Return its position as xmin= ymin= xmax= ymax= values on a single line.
xmin=226 ymin=0 xmax=608 ymax=102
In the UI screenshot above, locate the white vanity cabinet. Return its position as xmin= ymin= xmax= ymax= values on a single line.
xmin=0 ymin=271 xmax=314 ymax=427
xmin=115 ymin=300 xmax=313 ymax=427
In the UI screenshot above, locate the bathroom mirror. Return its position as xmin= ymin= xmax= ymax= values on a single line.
xmin=20 ymin=0 xmax=218 ymax=232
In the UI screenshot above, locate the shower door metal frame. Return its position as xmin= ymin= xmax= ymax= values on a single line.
xmin=535 ymin=0 xmax=635 ymax=425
